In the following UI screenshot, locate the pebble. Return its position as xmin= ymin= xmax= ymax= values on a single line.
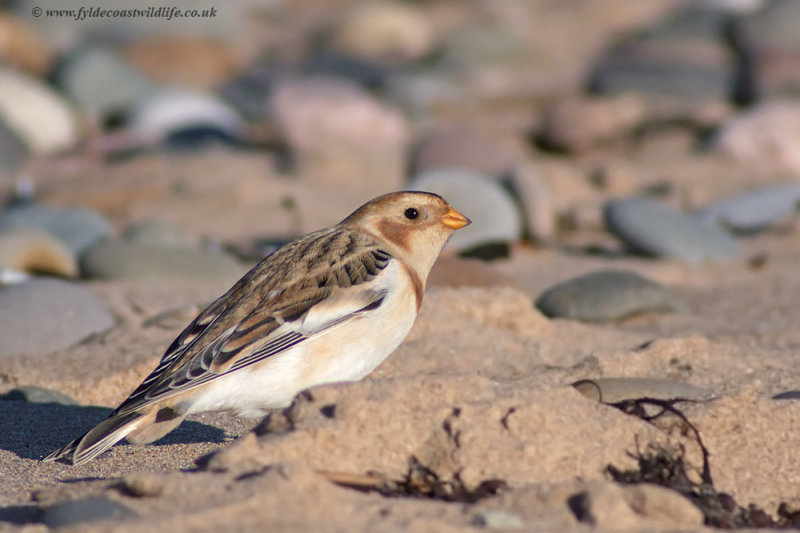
xmin=0 ymin=117 xmax=29 ymax=173
xmin=0 ymin=204 xmax=113 ymax=256
xmin=217 ymin=61 xmax=290 ymax=124
xmin=221 ymin=53 xmax=390 ymax=125
xmin=440 ymin=24 xmax=535 ymax=100
xmin=741 ymin=0 xmax=800 ymax=98
xmin=41 ymin=496 xmax=136 ymax=529
xmin=703 ymin=0 xmax=765 ymax=13
xmin=2 ymin=385 xmax=78 ymax=405
xmin=458 ymin=242 xmax=511 ymax=261
xmin=572 ymin=377 xmax=716 ymax=404
xmin=0 ymin=278 xmax=115 ymax=357
xmin=128 ymin=88 xmax=246 ymax=145
xmin=123 ymin=219 xmax=200 ymax=248
xmin=695 ymin=183 xmax=800 ymax=233
xmin=0 ymin=67 xmax=80 ymax=154
xmin=604 ymin=197 xmax=741 ymax=262
xmin=0 ymin=13 xmax=53 ymax=76
xmin=535 ymin=157 xmax=597 ymax=215
xmin=329 ymin=1 xmax=436 ymax=63
xmin=0 ymin=227 xmax=78 ymax=277
xmin=505 ymin=163 xmax=556 ymax=243
xmin=123 ymin=35 xmax=240 ymax=90
xmin=713 ymin=100 xmax=800 ymax=174
xmin=80 ymin=241 xmax=245 ymax=282
xmin=271 ymin=75 xmax=408 ymax=157
xmin=536 ymin=270 xmax=686 ymax=321
xmin=407 ymin=168 xmax=522 ymax=253
xmin=408 ymin=127 xmax=515 ymax=178
xmin=538 ymin=94 xmax=647 ymax=153
xmin=588 ymin=5 xmax=736 ymax=103
xmin=385 ymin=69 xmax=469 ymax=118
xmin=442 ymin=23 xmax=532 ymax=67
xmin=54 ymin=44 xmax=155 ymax=120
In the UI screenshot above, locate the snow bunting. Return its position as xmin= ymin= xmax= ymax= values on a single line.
xmin=45 ymin=191 xmax=469 ymax=465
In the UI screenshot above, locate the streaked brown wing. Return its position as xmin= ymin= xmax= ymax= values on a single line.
xmin=112 ymin=227 xmax=392 ymax=415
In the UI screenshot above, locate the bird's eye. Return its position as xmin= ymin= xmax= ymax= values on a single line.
xmin=404 ymin=208 xmax=419 ymax=220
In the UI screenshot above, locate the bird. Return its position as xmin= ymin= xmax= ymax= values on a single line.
xmin=44 ymin=191 xmax=470 ymax=465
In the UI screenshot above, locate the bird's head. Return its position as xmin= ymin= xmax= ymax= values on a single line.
xmin=341 ymin=191 xmax=470 ymax=277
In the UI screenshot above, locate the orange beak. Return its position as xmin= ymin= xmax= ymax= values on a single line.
xmin=441 ymin=207 xmax=471 ymax=230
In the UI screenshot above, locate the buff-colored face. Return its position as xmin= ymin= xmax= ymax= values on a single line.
xmin=342 ymin=191 xmax=470 ymax=276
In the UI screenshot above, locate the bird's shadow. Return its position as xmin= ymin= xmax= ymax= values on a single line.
xmin=0 ymin=400 xmax=228 ymax=461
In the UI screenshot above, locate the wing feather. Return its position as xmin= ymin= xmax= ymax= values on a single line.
xmin=112 ymin=227 xmax=392 ymax=415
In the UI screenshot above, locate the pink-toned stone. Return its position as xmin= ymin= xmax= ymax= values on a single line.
xmin=539 ymin=94 xmax=647 ymax=153
xmin=409 ymin=126 xmax=515 ymax=177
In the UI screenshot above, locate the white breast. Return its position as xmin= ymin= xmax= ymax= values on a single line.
xmin=186 ymin=260 xmax=418 ymax=418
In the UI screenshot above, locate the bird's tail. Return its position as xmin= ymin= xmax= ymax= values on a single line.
xmin=43 ymin=411 xmax=145 ymax=465
xmin=43 ymin=406 xmax=187 ymax=465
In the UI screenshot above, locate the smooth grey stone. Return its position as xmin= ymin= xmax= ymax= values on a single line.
xmin=54 ymin=45 xmax=155 ymax=119
xmin=535 ymin=269 xmax=686 ymax=321
xmin=588 ymin=7 xmax=735 ymax=102
xmin=0 ymin=504 xmax=39 ymax=525
xmin=742 ymin=0 xmax=800 ymax=96
xmin=407 ymin=168 xmax=522 ymax=252
xmin=2 ymin=386 xmax=78 ymax=405
xmin=591 ymin=64 xmax=731 ymax=100
xmin=744 ymin=0 xmax=800 ymax=52
xmin=772 ymin=390 xmax=800 ymax=400
xmin=41 ymin=497 xmax=136 ymax=529
xmin=80 ymin=241 xmax=245 ymax=281
xmin=0 ymin=278 xmax=114 ymax=357
xmin=572 ymin=377 xmax=716 ymax=404
xmin=695 ymin=183 xmax=800 ymax=233
xmin=0 ymin=118 xmax=29 ymax=173
xmin=385 ymin=70 xmax=469 ymax=118
xmin=123 ymin=219 xmax=199 ymax=249
xmin=0 ymin=204 xmax=112 ymax=255
xmin=604 ymin=197 xmax=741 ymax=262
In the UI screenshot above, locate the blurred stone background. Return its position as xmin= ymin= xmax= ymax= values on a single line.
xmin=2 ymin=0 xmax=800 ymax=277
xmin=3 ymin=2 xmax=800 ymax=531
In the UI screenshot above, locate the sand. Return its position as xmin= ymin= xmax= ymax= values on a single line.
xmin=1 ymin=152 xmax=800 ymax=531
